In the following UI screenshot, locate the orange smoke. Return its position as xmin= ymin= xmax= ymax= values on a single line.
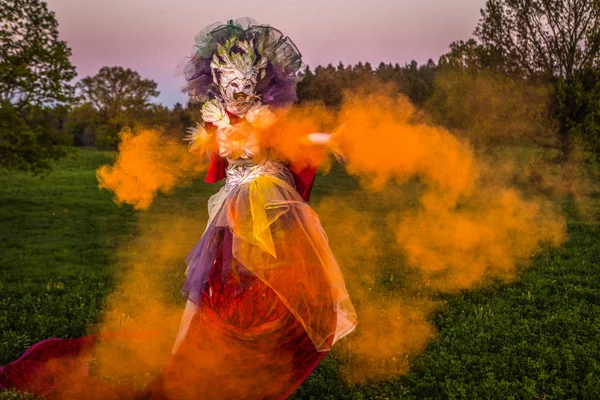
xmin=265 ymin=105 xmax=336 ymax=171
xmin=335 ymin=92 xmax=476 ymax=199
xmin=80 ymin=213 xmax=207 ymax=392
xmin=327 ymin=90 xmax=566 ymax=291
xmin=92 ymin=87 xmax=569 ymax=385
xmin=97 ymin=128 xmax=206 ymax=210
xmin=304 ymin=89 xmax=567 ymax=382
xmin=394 ymin=189 xmax=565 ymax=290
xmin=313 ymin=198 xmax=438 ymax=382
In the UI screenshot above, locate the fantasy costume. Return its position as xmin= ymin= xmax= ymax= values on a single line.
xmin=0 ymin=18 xmax=356 ymax=399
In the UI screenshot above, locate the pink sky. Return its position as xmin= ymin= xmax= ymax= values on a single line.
xmin=45 ymin=0 xmax=486 ymax=106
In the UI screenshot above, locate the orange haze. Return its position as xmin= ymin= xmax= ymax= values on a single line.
xmin=93 ymin=88 xmax=567 ymax=385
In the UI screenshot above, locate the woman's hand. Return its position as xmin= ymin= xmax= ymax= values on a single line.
xmin=307 ymin=133 xmax=331 ymax=145
xmin=306 ymin=132 xmax=347 ymax=163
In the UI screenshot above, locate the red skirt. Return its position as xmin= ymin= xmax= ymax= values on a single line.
xmin=150 ymin=255 xmax=330 ymax=399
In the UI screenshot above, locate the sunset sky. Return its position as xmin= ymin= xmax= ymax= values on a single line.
xmin=45 ymin=0 xmax=486 ymax=106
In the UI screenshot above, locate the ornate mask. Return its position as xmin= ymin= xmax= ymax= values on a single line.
xmin=210 ymin=38 xmax=267 ymax=116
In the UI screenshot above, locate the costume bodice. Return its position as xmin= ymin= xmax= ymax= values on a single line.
xmin=224 ymin=159 xmax=292 ymax=187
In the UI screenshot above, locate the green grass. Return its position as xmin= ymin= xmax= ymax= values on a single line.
xmin=294 ymin=226 xmax=600 ymax=399
xmin=1 ymin=149 xmax=600 ymax=399
xmin=0 ymin=150 xmax=136 ymax=364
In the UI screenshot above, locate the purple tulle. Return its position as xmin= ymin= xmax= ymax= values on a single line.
xmin=181 ymin=221 xmax=225 ymax=305
xmin=181 ymin=18 xmax=305 ymax=109
xmin=182 ymin=58 xmax=219 ymax=103
xmin=182 ymin=221 xmax=254 ymax=305
xmin=257 ymin=65 xmax=300 ymax=107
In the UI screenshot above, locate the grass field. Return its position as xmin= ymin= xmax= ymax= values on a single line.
xmin=1 ymin=148 xmax=599 ymax=399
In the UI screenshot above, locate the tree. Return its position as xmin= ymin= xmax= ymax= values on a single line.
xmin=166 ymin=102 xmax=194 ymax=140
xmin=395 ymin=60 xmax=437 ymax=105
xmin=552 ymin=70 xmax=600 ymax=160
xmin=77 ymin=66 xmax=159 ymax=118
xmin=475 ymin=0 xmax=600 ymax=80
xmin=64 ymin=103 xmax=102 ymax=146
xmin=0 ymin=102 xmax=72 ymax=172
xmin=0 ymin=0 xmax=76 ymax=172
xmin=427 ymin=70 xmax=557 ymax=150
xmin=475 ymin=0 xmax=600 ymax=159
xmin=0 ymin=0 xmax=77 ymax=105
xmin=438 ymin=39 xmax=504 ymax=74
xmin=296 ymin=66 xmax=315 ymax=103
xmin=76 ymin=66 xmax=160 ymax=147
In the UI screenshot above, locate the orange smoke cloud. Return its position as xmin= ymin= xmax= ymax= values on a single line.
xmin=304 ymin=89 xmax=567 ymax=382
xmin=314 ymin=198 xmax=438 ymax=382
xmin=263 ymin=105 xmax=336 ymax=172
xmin=88 ymin=214 xmax=207 ymax=390
xmin=394 ymin=189 xmax=565 ymax=290
xmin=335 ymin=92 xmax=476 ymax=199
xmin=327 ymin=90 xmax=566 ymax=289
xmin=97 ymin=128 xmax=206 ymax=210
xmin=92 ymin=87 xmax=569 ymax=386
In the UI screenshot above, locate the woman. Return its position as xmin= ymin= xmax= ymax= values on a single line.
xmin=0 ymin=18 xmax=356 ymax=400
xmin=152 ymin=18 xmax=357 ymax=399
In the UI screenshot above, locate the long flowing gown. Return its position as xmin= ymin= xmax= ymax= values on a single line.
xmin=0 ymin=154 xmax=357 ymax=399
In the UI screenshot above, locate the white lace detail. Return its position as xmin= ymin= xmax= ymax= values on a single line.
xmin=204 ymin=159 xmax=295 ymax=231
xmin=225 ymin=160 xmax=285 ymax=186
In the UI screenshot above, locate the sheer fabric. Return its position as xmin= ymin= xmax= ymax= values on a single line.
xmin=183 ymin=159 xmax=357 ymax=351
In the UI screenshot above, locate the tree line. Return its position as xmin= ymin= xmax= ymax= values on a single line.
xmin=1 ymin=0 xmax=599 ymax=173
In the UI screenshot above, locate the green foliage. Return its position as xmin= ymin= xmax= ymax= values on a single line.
xmin=296 ymin=61 xmax=437 ymax=107
xmin=0 ymin=0 xmax=76 ymax=173
xmin=63 ymin=103 xmax=102 ymax=146
xmin=438 ymin=39 xmax=504 ymax=75
xmin=76 ymin=66 xmax=159 ymax=118
xmin=67 ymin=70 xmax=200 ymax=148
xmin=552 ymin=71 xmax=600 ymax=161
xmin=0 ymin=102 xmax=72 ymax=173
xmin=0 ymin=0 xmax=77 ymax=105
xmin=61 ymin=101 xmax=193 ymax=148
xmin=394 ymin=222 xmax=600 ymax=399
xmin=440 ymin=0 xmax=600 ymax=159
xmin=391 ymin=60 xmax=437 ymax=105
xmin=426 ymin=70 xmax=557 ymax=149
xmin=0 ymin=390 xmax=39 ymax=400
xmin=167 ymin=102 xmax=195 ymax=140
xmin=75 ymin=66 xmax=160 ymax=147
xmin=65 ymin=67 xmax=200 ymax=149
xmin=0 ymin=150 xmax=136 ymax=366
